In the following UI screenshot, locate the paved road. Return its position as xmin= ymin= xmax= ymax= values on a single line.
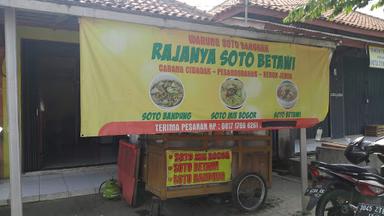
xmin=0 ymin=174 xmax=314 ymax=216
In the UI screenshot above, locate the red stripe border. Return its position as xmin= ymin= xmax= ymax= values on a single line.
xmin=98 ymin=118 xmax=319 ymax=136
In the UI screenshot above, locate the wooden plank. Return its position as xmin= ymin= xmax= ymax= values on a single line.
xmin=365 ymin=125 xmax=384 ymax=137
xmin=317 ymin=146 xmax=346 ymax=151
xmin=232 ymin=146 xmax=271 ymax=153
xmin=321 ymin=142 xmax=346 ymax=149
xmin=165 ymin=184 xmax=232 ymax=199
xmin=146 ymin=144 xmax=167 ymax=199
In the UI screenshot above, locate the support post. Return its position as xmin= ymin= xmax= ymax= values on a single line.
xmin=300 ymin=128 xmax=308 ymax=213
xmin=244 ymin=0 xmax=248 ymax=25
xmin=4 ymin=7 xmax=23 ymax=216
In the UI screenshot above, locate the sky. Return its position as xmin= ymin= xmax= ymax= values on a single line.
xmin=357 ymin=0 xmax=384 ymax=19
xmin=178 ymin=0 xmax=224 ymax=11
xmin=178 ymin=0 xmax=384 ymax=19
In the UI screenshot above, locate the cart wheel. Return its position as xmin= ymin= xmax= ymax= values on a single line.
xmin=150 ymin=196 xmax=161 ymax=216
xmin=232 ymin=172 xmax=267 ymax=212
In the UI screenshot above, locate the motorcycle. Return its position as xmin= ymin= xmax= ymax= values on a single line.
xmin=306 ymin=136 xmax=384 ymax=216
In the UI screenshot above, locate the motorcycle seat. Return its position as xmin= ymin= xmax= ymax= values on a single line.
xmin=314 ymin=161 xmax=379 ymax=175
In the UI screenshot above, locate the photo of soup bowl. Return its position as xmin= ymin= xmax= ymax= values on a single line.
xmin=149 ymin=73 xmax=184 ymax=110
xmin=220 ymin=77 xmax=247 ymax=110
xmin=276 ymin=80 xmax=298 ymax=109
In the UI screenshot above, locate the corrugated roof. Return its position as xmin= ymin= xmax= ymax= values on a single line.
xmin=210 ymin=0 xmax=384 ymax=32
xmin=48 ymin=0 xmax=212 ymax=21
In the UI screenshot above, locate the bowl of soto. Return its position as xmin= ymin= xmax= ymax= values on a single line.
xmin=150 ymin=73 xmax=184 ymax=110
xmin=220 ymin=77 xmax=247 ymax=110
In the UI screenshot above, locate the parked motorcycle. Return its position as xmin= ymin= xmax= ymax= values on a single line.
xmin=306 ymin=136 xmax=384 ymax=216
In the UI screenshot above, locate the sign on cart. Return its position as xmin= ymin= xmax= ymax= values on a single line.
xmin=166 ymin=149 xmax=232 ymax=187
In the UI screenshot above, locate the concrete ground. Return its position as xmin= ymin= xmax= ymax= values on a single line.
xmin=0 ymin=174 xmax=314 ymax=216
xmin=0 ymin=165 xmax=117 ymax=206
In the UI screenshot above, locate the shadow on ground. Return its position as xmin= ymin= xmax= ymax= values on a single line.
xmin=0 ymin=175 xmax=311 ymax=216
xmin=0 ymin=192 xmax=287 ymax=216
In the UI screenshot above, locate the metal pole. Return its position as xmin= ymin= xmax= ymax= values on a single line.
xmin=244 ymin=0 xmax=248 ymax=26
xmin=300 ymin=128 xmax=308 ymax=213
xmin=4 ymin=7 xmax=23 ymax=216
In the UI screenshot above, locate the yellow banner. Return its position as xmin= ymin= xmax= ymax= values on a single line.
xmin=80 ymin=18 xmax=331 ymax=136
xmin=166 ymin=150 xmax=232 ymax=187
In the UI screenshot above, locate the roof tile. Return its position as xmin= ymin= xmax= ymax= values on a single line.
xmin=210 ymin=0 xmax=384 ymax=32
xmin=53 ymin=0 xmax=212 ymax=21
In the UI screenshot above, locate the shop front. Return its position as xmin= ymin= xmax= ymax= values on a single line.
xmin=0 ymin=14 xmax=331 ymax=177
xmin=0 ymin=1 xmax=336 ymax=214
xmin=78 ymin=17 xmax=331 ymax=213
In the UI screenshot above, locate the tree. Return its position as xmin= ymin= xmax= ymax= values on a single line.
xmin=283 ymin=0 xmax=384 ymax=23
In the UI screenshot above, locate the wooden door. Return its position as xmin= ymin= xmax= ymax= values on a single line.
xmin=22 ymin=39 xmax=80 ymax=171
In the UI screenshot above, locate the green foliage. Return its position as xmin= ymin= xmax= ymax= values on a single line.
xmin=283 ymin=0 xmax=384 ymax=23
xmin=372 ymin=0 xmax=384 ymax=9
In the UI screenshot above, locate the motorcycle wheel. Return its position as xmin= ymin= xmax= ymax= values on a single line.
xmin=232 ymin=173 xmax=267 ymax=212
xmin=315 ymin=189 xmax=354 ymax=216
